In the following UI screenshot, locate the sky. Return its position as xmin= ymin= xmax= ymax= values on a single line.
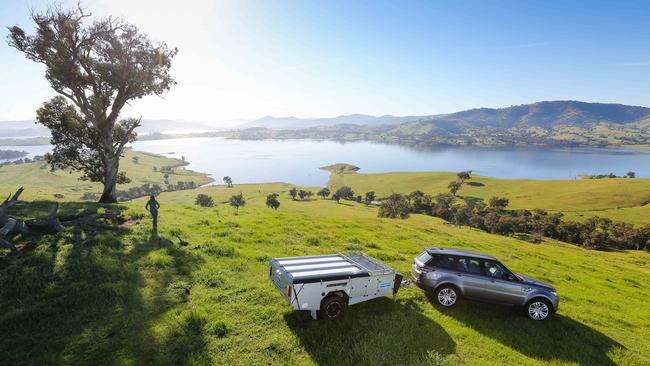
xmin=1 ymin=0 xmax=649 ymax=123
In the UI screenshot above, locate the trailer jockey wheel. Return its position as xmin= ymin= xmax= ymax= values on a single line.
xmin=319 ymin=295 xmax=348 ymax=320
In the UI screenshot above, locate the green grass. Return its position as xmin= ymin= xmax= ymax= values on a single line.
xmin=1 ymin=182 xmax=649 ymax=365
xmin=329 ymin=171 xmax=650 ymax=226
xmin=0 ymin=150 xmax=212 ymax=202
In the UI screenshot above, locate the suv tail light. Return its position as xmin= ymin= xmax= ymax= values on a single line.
xmin=421 ymin=267 xmax=434 ymax=273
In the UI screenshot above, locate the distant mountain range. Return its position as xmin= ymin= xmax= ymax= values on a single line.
xmin=3 ymin=101 xmax=650 ymax=147
xmin=242 ymin=114 xmax=427 ymax=129
xmin=244 ymin=101 xmax=650 ymax=130
xmin=225 ymin=101 xmax=650 ymax=148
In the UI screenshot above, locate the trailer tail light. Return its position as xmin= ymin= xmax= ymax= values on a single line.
xmin=269 ymin=266 xmax=272 ymax=276
xmin=286 ymin=286 xmax=292 ymax=298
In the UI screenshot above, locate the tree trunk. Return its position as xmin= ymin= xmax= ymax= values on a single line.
xmin=99 ymin=129 xmax=118 ymax=203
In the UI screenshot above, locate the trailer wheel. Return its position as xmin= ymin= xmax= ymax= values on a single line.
xmin=320 ymin=295 xmax=348 ymax=320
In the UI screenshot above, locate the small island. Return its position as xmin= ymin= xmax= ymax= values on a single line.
xmin=319 ymin=163 xmax=360 ymax=174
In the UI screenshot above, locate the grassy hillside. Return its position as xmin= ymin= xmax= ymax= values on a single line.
xmin=0 ymin=150 xmax=212 ymax=202
xmin=329 ymin=171 xmax=650 ymax=226
xmin=1 ymin=183 xmax=649 ymax=365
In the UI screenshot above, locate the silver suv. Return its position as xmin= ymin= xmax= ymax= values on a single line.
xmin=411 ymin=247 xmax=559 ymax=320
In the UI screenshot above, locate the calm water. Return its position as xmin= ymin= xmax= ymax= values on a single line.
xmin=4 ymin=137 xmax=650 ymax=186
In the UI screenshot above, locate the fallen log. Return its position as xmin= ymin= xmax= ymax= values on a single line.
xmin=0 ymin=187 xmax=123 ymax=254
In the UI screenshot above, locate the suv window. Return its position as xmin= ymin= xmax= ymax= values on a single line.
xmin=457 ymin=257 xmax=482 ymax=274
xmin=431 ymin=255 xmax=456 ymax=270
xmin=483 ymin=260 xmax=510 ymax=279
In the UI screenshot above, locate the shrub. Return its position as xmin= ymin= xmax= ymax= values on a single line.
xmin=195 ymin=194 xmax=214 ymax=207
xmin=266 ymin=193 xmax=280 ymax=210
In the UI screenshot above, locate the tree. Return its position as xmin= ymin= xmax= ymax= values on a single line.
xmin=457 ymin=170 xmax=472 ymax=183
xmin=448 ymin=180 xmax=463 ymax=196
xmin=334 ymin=186 xmax=355 ymax=200
xmin=266 ymin=193 xmax=280 ymax=210
xmin=317 ymin=188 xmax=330 ymax=199
xmin=378 ymin=194 xmax=411 ymax=219
xmin=195 ymin=194 xmax=214 ymax=207
xmin=627 ymin=171 xmax=636 ymax=178
xmin=306 ymin=190 xmax=314 ymax=200
xmin=489 ymin=196 xmax=509 ymax=210
xmin=332 ymin=193 xmax=341 ymax=203
xmin=229 ymin=193 xmax=245 ymax=212
xmin=223 ymin=176 xmax=233 ymax=187
xmin=8 ymin=5 xmax=177 ymax=203
xmin=289 ymin=187 xmax=298 ymax=200
xmin=364 ymin=191 xmax=376 ymax=206
xmin=298 ymin=190 xmax=307 ymax=200
xmin=131 ymin=156 xmax=140 ymax=164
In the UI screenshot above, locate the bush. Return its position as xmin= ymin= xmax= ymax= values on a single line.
xmin=266 ymin=193 xmax=280 ymax=210
xmin=195 ymin=194 xmax=214 ymax=207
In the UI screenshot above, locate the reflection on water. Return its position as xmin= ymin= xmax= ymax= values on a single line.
xmin=4 ymin=137 xmax=650 ymax=186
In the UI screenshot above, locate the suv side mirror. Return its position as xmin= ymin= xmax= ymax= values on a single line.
xmin=505 ymin=273 xmax=517 ymax=281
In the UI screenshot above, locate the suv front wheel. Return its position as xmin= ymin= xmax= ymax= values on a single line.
xmin=526 ymin=298 xmax=552 ymax=321
xmin=434 ymin=285 xmax=460 ymax=307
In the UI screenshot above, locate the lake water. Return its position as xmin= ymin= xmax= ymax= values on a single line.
xmin=4 ymin=137 xmax=650 ymax=186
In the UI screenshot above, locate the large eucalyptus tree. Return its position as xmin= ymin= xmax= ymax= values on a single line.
xmin=7 ymin=4 xmax=177 ymax=202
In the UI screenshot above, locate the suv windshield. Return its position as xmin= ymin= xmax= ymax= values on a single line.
xmin=417 ymin=251 xmax=433 ymax=264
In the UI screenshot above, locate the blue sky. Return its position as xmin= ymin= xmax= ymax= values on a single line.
xmin=1 ymin=0 xmax=649 ymax=122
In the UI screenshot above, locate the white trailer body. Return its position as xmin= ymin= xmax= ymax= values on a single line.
xmin=269 ymin=253 xmax=403 ymax=319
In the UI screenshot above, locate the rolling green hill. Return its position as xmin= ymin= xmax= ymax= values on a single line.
xmin=1 ymin=184 xmax=649 ymax=365
xmin=329 ymin=170 xmax=650 ymax=226
xmin=1 ymin=160 xmax=650 ymax=365
xmin=0 ymin=150 xmax=212 ymax=202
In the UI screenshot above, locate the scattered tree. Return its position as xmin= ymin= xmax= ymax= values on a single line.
xmin=489 ymin=196 xmax=509 ymax=210
xmin=378 ymin=193 xmax=411 ymax=219
xmin=627 ymin=171 xmax=636 ymax=178
xmin=223 ymin=176 xmax=233 ymax=187
xmin=289 ymin=187 xmax=298 ymax=200
xmin=8 ymin=5 xmax=177 ymax=202
xmin=457 ymin=170 xmax=472 ymax=183
xmin=317 ymin=188 xmax=331 ymax=199
xmin=195 ymin=194 xmax=214 ymax=207
xmin=266 ymin=193 xmax=280 ymax=210
xmin=448 ymin=180 xmax=462 ymax=196
xmin=334 ymin=186 xmax=355 ymax=201
xmin=364 ymin=191 xmax=376 ymax=206
xmin=332 ymin=193 xmax=341 ymax=204
xmin=229 ymin=193 xmax=245 ymax=212
xmin=298 ymin=190 xmax=308 ymax=200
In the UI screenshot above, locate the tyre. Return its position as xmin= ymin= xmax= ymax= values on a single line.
xmin=320 ymin=294 xmax=348 ymax=320
xmin=434 ymin=285 xmax=459 ymax=307
xmin=526 ymin=298 xmax=552 ymax=321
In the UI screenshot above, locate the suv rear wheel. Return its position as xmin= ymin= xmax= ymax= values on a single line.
xmin=526 ymin=298 xmax=552 ymax=321
xmin=435 ymin=285 xmax=459 ymax=307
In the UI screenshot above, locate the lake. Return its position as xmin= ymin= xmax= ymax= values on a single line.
xmin=4 ymin=137 xmax=650 ymax=186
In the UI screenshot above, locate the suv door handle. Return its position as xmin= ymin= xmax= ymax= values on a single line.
xmin=455 ymin=272 xmax=462 ymax=277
